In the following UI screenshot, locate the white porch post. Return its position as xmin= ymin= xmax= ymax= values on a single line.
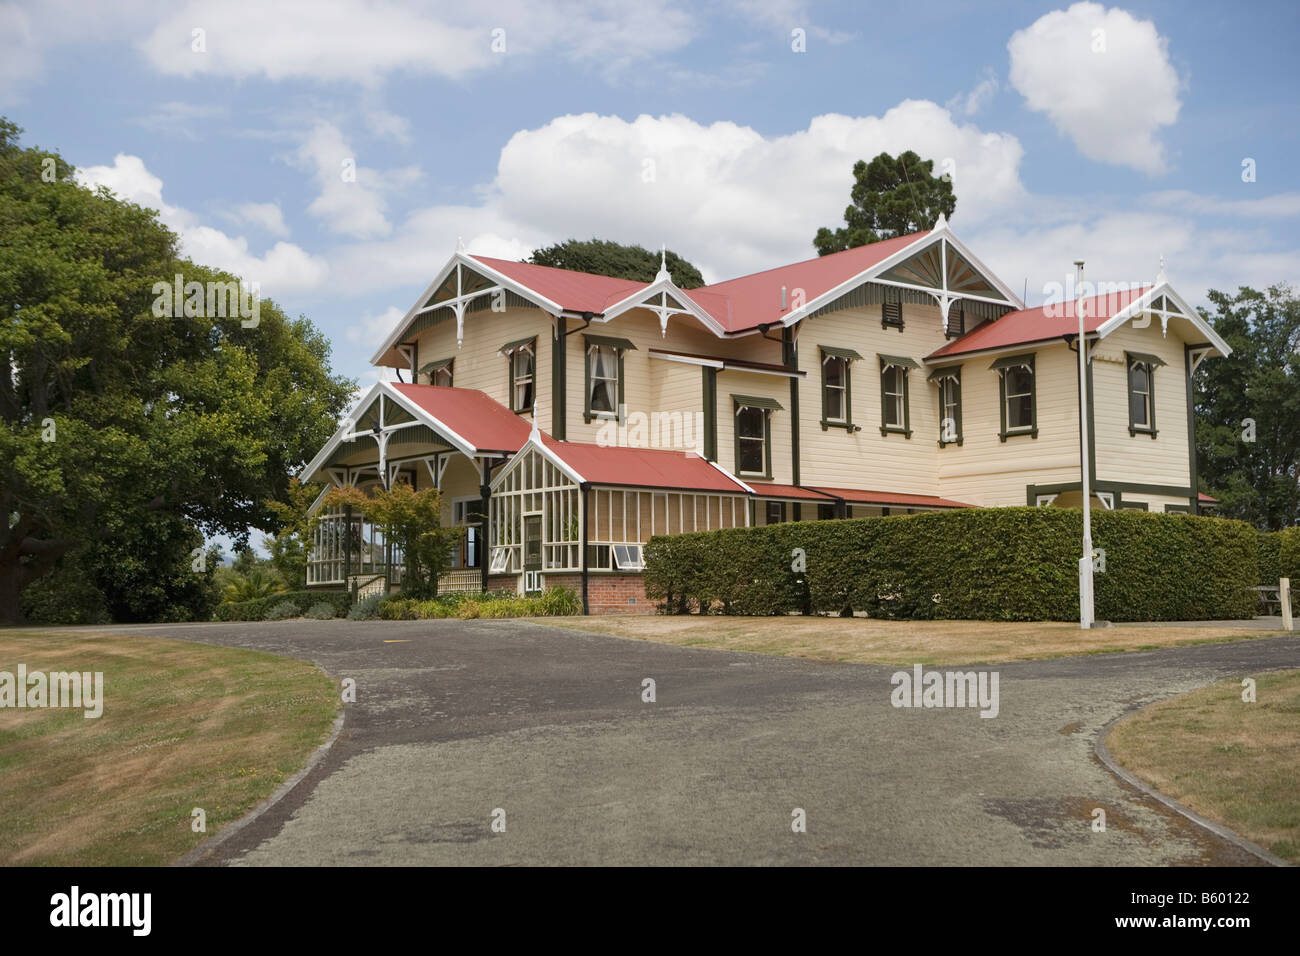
xmin=1076 ymin=260 xmax=1095 ymax=630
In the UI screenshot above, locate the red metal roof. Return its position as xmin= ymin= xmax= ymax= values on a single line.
xmin=928 ymin=286 xmax=1152 ymax=361
xmin=805 ymin=486 xmax=972 ymax=509
xmin=539 ymin=436 xmax=749 ymax=493
xmin=1197 ymin=492 xmax=1218 ymax=503
xmin=470 ymin=255 xmax=649 ymax=315
xmin=748 ymin=483 xmax=837 ymax=502
xmin=470 ymin=233 xmax=928 ymax=335
xmin=389 ymin=383 xmax=532 ymax=453
xmin=686 ymin=232 xmax=925 ymax=333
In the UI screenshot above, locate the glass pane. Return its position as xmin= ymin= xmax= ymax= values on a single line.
xmin=737 ymin=406 xmax=764 ymax=439
xmin=1009 ymin=395 xmax=1032 ymax=429
xmin=1130 ymin=391 xmax=1148 ymax=426
xmin=591 ymin=378 xmax=614 ymax=412
xmin=1008 ymin=367 xmax=1032 ymax=395
xmin=884 ymin=394 xmax=900 ymax=427
xmin=824 ymin=357 xmax=844 ymax=387
xmin=739 ymin=438 xmax=764 ymax=473
xmin=826 ymin=387 xmax=843 ymax=420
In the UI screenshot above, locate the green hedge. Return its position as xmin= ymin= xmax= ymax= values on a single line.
xmin=1279 ymin=527 xmax=1300 ymax=584
xmin=379 ymin=587 xmax=582 ymax=620
xmin=214 ymin=589 xmax=350 ymax=622
xmin=644 ymin=508 xmax=1259 ymax=622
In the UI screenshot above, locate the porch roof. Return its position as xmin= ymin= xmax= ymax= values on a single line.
xmin=536 ymin=435 xmax=752 ymax=494
xmin=389 ymin=383 xmax=533 ymax=454
xmin=804 ymin=486 xmax=972 ymax=509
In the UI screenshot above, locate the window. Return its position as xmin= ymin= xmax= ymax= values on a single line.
xmin=765 ymin=501 xmax=786 ymax=525
xmin=1127 ymin=352 xmax=1163 ymax=438
xmin=819 ymin=346 xmax=861 ymax=430
xmin=583 ymin=334 xmax=637 ymax=422
xmin=881 ymin=301 xmax=904 ymax=331
xmin=612 ymin=544 xmax=645 ymax=570
xmin=878 ymin=356 xmax=916 ymax=437
xmin=488 ymin=547 xmax=510 ymax=574
xmin=992 ymin=354 xmax=1037 ymax=440
xmin=945 ymin=304 xmax=964 ymax=338
xmin=501 ymin=338 xmax=536 ymax=413
xmin=586 ymin=544 xmax=611 ymax=569
xmin=451 ymin=498 xmax=480 ymax=568
xmin=816 ymin=503 xmax=836 ymax=521
xmin=421 ymin=357 xmax=453 ymax=387
xmin=930 ymin=367 xmax=962 ymax=446
xmin=732 ymin=395 xmax=780 ymax=478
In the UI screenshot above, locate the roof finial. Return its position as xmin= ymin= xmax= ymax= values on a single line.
xmin=530 ymin=403 xmax=540 ymax=441
xmin=456 ymin=235 xmax=466 ymax=254
xmin=655 ymin=243 xmax=671 ymax=283
xmin=1155 ymin=253 xmax=1167 ymax=285
xmin=933 ymin=212 xmax=948 ymax=232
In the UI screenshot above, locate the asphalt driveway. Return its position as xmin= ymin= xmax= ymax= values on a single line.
xmin=69 ymin=619 xmax=1299 ymax=865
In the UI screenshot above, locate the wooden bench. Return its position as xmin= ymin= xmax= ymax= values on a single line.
xmin=1250 ymin=585 xmax=1286 ymax=614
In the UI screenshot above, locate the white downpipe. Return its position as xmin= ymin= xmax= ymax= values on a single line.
xmin=1076 ymin=260 xmax=1095 ymax=630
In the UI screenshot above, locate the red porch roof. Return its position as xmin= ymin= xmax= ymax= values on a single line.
xmin=805 ymin=486 xmax=971 ymax=509
xmin=539 ymin=436 xmax=749 ymax=493
xmin=388 ymin=383 xmax=533 ymax=454
xmin=927 ymin=286 xmax=1152 ymax=361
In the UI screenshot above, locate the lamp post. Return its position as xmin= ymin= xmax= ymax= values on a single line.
xmin=1075 ymin=260 xmax=1095 ymax=629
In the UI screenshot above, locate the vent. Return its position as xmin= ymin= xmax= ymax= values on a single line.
xmin=945 ymin=305 xmax=964 ymax=338
xmin=881 ymin=302 xmax=904 ymax=331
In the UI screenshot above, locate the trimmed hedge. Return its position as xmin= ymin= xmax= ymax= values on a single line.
xmin=644 ymin=508 xmax=1259 ymax=622
xmin=379 ymin=587 xmax=582 ymax=620
xmin=1279 ymin=527 xmax=1300 ymax=584
xmin=214 ymin=589 xmax=350 ymax=622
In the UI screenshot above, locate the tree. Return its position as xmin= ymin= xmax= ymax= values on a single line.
xmin=266 ymin=476 xmax=321 ymax=589
xmin=1195 ymin=284 xmax=1300 ymax=530
xmin=813 ymin=151 xmax=956 ymax=255
xmin=0 ymin=119 xmax=355 ymax=623
xmin=528 ymin=239 xmax=705 ymax=288
xmin=319 ymin=484 xmax=459 ymax=599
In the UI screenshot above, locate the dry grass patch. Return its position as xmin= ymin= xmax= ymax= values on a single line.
xmin=1108 ymin=669 xmax=1300 ymax=864
xmin=0 ymin=631 xmax=338 ymax=866
xmin=539 ymin=616 xmax=1278 ymax=667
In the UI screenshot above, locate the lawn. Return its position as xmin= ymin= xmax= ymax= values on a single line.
xmin=539 ymin=616 xmax=1281 ymax=667
xmin=1107 ymin=669 xmax=1300 ymax=864
xmin=0 ymin=630 xmax=339 ymax=866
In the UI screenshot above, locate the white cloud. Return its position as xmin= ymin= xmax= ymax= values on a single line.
xmin=1144 ymin=190 xmax=1300 ymax=220
xmin=136 ymin=0 xmax=697 ymax=85
xmin=365 ymin=109 xmax=412 ymax=145
xmin=231 ymin=201 xmax=290 ymax=237
xmin=947 ymin=68 xmax=999 ymax=117
xmin=1008 ymin=2 xmax=1181 ymax=174
xmin=346 ymin=305 xmax=403 ymax=344
xmin=130 ymin=101 xmax=230 ymax=140
xmin=292 ymin=121 xmax=420 ymax=239
xmin=76 ymin=154 xmax=328 ymax=294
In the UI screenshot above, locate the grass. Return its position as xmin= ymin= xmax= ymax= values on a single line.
xmin=537 ymin=616 xmax=1281 ymax=667
xmin=1108 ymin=669 xmax=1300 ymax=864
xmin=0 ymin=630 xmax=339 ymax=866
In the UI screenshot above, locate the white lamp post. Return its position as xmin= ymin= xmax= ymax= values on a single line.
xmin=1075 ymin=260 xmax=1095 ymax=629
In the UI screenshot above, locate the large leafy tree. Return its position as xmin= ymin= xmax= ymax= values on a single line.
xmin=0 ymin=119 xmax=355 ymax=623
xmin=528 ymin=239 xmax=705 ymax=288
xmin=1195 ymin=284 xmax=1300 ymax=530
xmin=813 ymin=151 xmax=957 ymax=255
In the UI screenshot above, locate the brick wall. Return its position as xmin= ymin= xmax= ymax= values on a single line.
xmin=541 ymin=573 xmax=654 ymax=615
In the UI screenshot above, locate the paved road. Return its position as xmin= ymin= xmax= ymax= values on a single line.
xmin=70 ymin=620 xmax=1299 ymax=865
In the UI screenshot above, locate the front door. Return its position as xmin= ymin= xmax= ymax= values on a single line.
xmin=523 ymin=514 xmax=543 ymax=593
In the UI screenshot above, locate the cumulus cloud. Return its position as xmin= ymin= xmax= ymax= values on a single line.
xmin=947 ymin=68 xmax=999 ymax=117
xmin=291 ymin=121 xmax=420 ymax=239
xmin=1008 ymin=2 xmax=1181 ymax=174
xmin=346 ymin=305 xmax=404 ymax=344
xmin=231 ymin=201 xmax=290 ymax=237
xmin=76 ymin=154 xmax=328 ymax=294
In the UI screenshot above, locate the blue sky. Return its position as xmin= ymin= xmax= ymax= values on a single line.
xmin=5 ymin=0 xmax=1298 ymax=398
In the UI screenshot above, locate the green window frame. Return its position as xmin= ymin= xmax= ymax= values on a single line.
xmin=583 ymin=334 xmax=636 ymax=423
xmin=732 ymin=394 xmax=781 ymax=479
xmin=420 ymin=356 xmax=453 ymax=387
xmin=820 ymin=345 xmax=861 ymax=430
xmin=1126 ymin=351 xmax=1163 ymax=438
xmin=1164 ymin=503 xmax=1191 ymax=514
xmin=879 ymin=356 xmax=917 ymax=438
xmin=992 ymin=353 xmax=1037 ymax=441
xmin=501 ymin=337 xmax=536 ymax=414
xmin=928 ymin=366 xmax=963 ymax=447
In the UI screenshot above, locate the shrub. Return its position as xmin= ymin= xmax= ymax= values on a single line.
xmin=1279 ymin=527 xmax=1300 ymax=584
xmin=376 ymin=587 xmax=580 ymax=620
xmin=214 ymin=589 xmax=349 ymax=622
xmin=305 ymin=602 xmax=338 ymax=620
xmin=264 ymin=600 xmax=300 ymax=621
xmin=644 ymin=508 xmax=1259 ymax=622
xmin=347 ymin=594 xmax=385 ymax=620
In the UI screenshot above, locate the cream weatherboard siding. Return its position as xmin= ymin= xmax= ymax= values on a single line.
xmin=935 ymin=343 xmax=1084 ymax=507
xmin=793 ymin=302 xmax=946 ymax=494
xmin=1090 ymin=320 xmax=1193 ymax=490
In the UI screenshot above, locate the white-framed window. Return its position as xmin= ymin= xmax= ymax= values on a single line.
xmin=882 ymin=365 xmax=905 ymax=428
xmin=432 ymin=363 xmax=453 ymax=387
xmin=612 ymin=543 xmax=645 ymax=570
xmin=512 ymin=347 xmax=534 ymax=412
xmin=823 ymin=354 xmax=848 ymax=423
xmin=735 ymin=405 xmax=768 ymax=476
xmin=588 ymin=344 xmax=618 ymax=416
xmin=489 ymin=547 xmax=510 ymax=574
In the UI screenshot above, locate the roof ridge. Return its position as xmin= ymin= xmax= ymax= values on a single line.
xmin=694 ymin=230 xmax=928 ymax=291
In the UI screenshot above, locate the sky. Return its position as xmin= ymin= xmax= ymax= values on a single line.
xmin=4 ymin=0 xmax=1298 ymax=396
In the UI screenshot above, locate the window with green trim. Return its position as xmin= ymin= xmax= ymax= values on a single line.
xmin=732 ymin=395 xmax=779 ymax=478
xmin=933 ymin=370 xmax=962 ymax=446
xmin=993 ymin=354 xmax=1037 ymax=440
xmin=583 ymin=334 xmax=636 ymax=422
xmin=820 ymin=346 xmax=859 ymax=429
xmin=502 ymin=338 xmax=536 ymax=413
xmin=1127 ymin=352 xmax=1160 ymax=438
xmin=878 ymin=356 xmax=915 ymax=437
